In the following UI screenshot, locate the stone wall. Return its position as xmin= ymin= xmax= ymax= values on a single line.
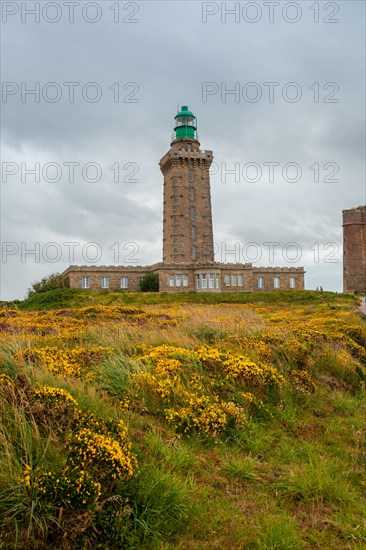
xmin=64 ymin=263 xmax=305 ymax=293
xmin=64 ymin=265 xmax=153 ymax=292
xmin=343 ymin=206 xmax=366 ymax=293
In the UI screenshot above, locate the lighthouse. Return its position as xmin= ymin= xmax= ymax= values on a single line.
xmin=63 ymin=104 xmax=305 ymax=294
xmin=160 ymin=106 xmax=215 ymax=264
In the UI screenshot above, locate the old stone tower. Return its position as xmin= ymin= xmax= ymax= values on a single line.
xmin=159 ymin=106 xmax=215 ymax=263
xmin=343 ymin=206 xmax=366 ymax=293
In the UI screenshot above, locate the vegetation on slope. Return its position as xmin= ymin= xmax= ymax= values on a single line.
xmin=11 ymin=287 xmax=357 ymax=311
xmin=26 ymin=273 xmax=69 ymax=297
xmin=0 ymin=291 xmax=365 ymax=549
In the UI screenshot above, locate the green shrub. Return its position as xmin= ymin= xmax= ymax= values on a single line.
xmin=19 ymin=288 xmax=80 ymax=310
xmin=139 ymin=273 xmax=159 ymax=292
xmin=27 ymin=273 xmax=69 ymax=297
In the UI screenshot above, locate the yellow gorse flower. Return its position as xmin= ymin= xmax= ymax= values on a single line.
xmin=196 ymin=345 xmax=285 ymax=387
xmin=34 ymin=385 xmax=78 ymax=406
xmin=20 ymin=346 xmax=111 ymax=379
xmin=66 ymin=427 xmax=136 ymax=481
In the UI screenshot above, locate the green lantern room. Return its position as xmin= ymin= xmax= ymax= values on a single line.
xmin=174 ymin=105 xmax=197 ymax=140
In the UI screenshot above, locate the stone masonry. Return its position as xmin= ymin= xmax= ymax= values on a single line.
xmin=63 ymin=263 xmax=305 ymax=293
xmin=343 ymin=206 xmax=366 ymax=293
xmin=160 ymin=139 xmax=214 ymax=263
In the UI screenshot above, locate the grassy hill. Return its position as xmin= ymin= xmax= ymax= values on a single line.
xmin=9 ymin=287 xmax=357 ymax=310
xmin=0 ymin=290 xmax=365 ymax=549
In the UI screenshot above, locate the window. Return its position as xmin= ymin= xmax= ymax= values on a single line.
xmin=190 ymin=207 xmax=195 ymax=220
xmin=183 ymin=274 xmax=189 ymax=287
xmin=196 ymin=274 xmax=200 ymax=289
xmin=258 ymin=277 xmax=264 ymax=289
xmin=188 ymin=169 xmax=193 ymax=181
xmin=274 ymin=277 xmax=280 ymax=289
xmin=101 ymin=276 xmax=109 ymax=289
xmin=238 ymin=274 xmax=243 ymax=286
xmin=289 ymin=277 xmax=296 ymax=289
xmin=225 ymin=275 xmax=230 ymax=287
xmin=169 ymin=275 xmax=175 ymax=287
xmin=192 ymin=246 xmax=196 ymax=260
xmin=176 ymin=274 xmax=182 ymax=287
xmin=81 ymin=276 xmax=90 ymax=289
xmin=189 ymin=187 xmax=195 ymax=200
xmin=201 ymin=273 xmax=207 ymax=289
xmin=120 ymin=276 xmax=128 ymax=289
xmin=187 ymin=143 xmax=192 ymax=151
xmin=209 ymin=273 xmax=215 ymax=289
xmin=191 ymin=226 xmax=196 ymax=239
xmin=215 ymin=274 xmax=220 ymax=289
xmin=231 ymin=274 xmax=237 ymax=286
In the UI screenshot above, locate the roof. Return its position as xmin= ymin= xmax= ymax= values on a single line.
xmin=175 ymin=105 xmax=195 ymax=119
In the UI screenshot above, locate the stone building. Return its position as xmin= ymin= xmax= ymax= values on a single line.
xmin=343 ymin=206 xmax=366 ymax=293
xmin=63 ymin=106 xmax=305 ymax=293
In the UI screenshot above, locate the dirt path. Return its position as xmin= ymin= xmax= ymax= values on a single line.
xmin=359 ymin=297 xmax=366 ymax=315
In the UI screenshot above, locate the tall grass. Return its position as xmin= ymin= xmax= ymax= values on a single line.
xmin=251 ymin=514 xmax=303 ymax=549
xmin=0 ymin=386 xmax=60 ymax=548
xmin=279 ymin=458 xmax=356 ymax=504
xmin=222 ymin=453 xmax=261 ymax=481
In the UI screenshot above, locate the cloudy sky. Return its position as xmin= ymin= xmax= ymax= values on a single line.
xmin=1 ymin=0 xmax=365 ymax=299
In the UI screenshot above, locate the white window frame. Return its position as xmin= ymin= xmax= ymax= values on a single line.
xmin=183 ymin=274 xmax=189 ymax=287
xmin=201 ymin=273 xmax=207 ymax=289
xmin=231 ymin=274 xmax=237 ymax=286
xmin=81 ymin=276 xmax=90 ymax=289
xmin=289 ymin=277 xmax=296 ymax=289
xmin=238 ymin=274 xmax=243 ymax=286
xmin=196 ymin=274 xmax=200 ymax=289
xmin=120 ymin=276 xmax=128 ymax=289
xmin=169 ymin=275 xmax=175 ymax=287
xmin=190 ymin=207 xmax=195 ymax=220
xmin=101 ymin=276 xmax=109 ymax=289
xmin=274 ymin=277 xmax=280 ymax=289
xmin=192 ymin=246 xmax=197 ymax=260
xmin=176 ymin=274 xmax=182 ymax=287
xmin=191 ymin=226 xmax=196 ymax=239
xmin=188 ymin=168 xmax=193 ymax=181
xmin=209 ymin=273 xmax=215 ymax=289
xmin=215 ymin=274 xmax=220 ymax=289
xmin=258 ymin=277 xmax=264 ymax=289
xmin=225 ymin=275 xmax=230 ymax=287
xmin=189 ymin=187 xmax=195 ymax=201
xmin=187 ymin=143 xmax=192 ymax=151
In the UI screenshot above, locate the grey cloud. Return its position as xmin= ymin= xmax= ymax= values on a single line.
xmin=1 ymin=0 xmax=365 ymax=299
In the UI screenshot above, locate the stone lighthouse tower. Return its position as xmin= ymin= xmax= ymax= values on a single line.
xmin=159 ymin=106 xmax=215 ymax=263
